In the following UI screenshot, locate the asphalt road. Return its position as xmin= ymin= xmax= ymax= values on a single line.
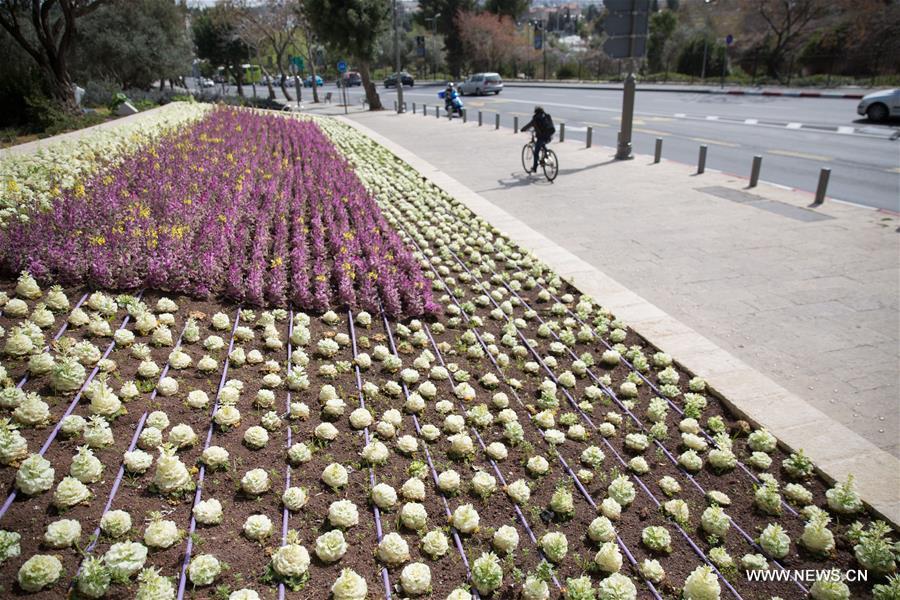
xmin=353 ymin=84 xmax=900 ymax=211
xmin=200 ymin=79 xmax=899 ymax=211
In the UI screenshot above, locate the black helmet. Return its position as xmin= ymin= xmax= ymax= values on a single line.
xmin=534 ymin=106 xmax=544 ymax=114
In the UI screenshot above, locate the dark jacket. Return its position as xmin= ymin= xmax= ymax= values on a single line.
xmin=522 ymin=112 xmax=555 ymax=141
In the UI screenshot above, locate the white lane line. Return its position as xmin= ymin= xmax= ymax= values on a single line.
xmin=786 ymin=122 xmax=803 ymax=129
xmin=745 ymin=118 xmax=758 ymax=125
xmin=837 ymin=126 xmax=854 ymax=134
xmin=706 ymin=115 xmax=719 ymax=121
xmin=768 ymin=149 xmax=833 ymax=161
xmin=674 ymin=113 xmax=686 ymax=118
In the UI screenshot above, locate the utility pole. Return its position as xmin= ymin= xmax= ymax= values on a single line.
xmin=426 ymin=14 xmax=441 ymax=80
xmin=604 ymin=0 xmax=649 ymax=161
xmin=393 ymin=0 xmax=403 ymax=112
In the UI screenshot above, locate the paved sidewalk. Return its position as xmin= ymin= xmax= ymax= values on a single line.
xmin=343 ymin=109 xmax=900 ymax=458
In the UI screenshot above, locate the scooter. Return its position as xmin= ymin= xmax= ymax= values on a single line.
xmin=438 ymin=89 xmax=464 ymax=118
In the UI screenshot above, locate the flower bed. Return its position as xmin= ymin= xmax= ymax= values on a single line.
xmin=0 ymin=108 xmax=895 ymax=600
xmin=0 ymin=102 xmax=211 ymax=228
xmin=1 ymin=107 xmax=436 ymax=318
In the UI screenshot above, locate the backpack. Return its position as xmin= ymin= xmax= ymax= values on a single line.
xmin=536 ymin=112 xmax=555 ymax=139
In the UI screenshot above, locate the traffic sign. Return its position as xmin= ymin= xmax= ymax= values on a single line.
xmin=603 ymin=0 xmax=650 ymax=11
xmin=726 ymin=34 xmax=734 ymax=46
xmin=533 ymin=31 xmax=543 ymax=50
xmin=337 ymin=60 xmax=347 ymax=73
xmin=603 ymin=36 xmax=647 ymax=59
xmin=604 ymin=11 xmax=649 ymax=37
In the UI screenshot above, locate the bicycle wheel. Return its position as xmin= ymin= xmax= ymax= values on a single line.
xmin=521 ymin=143 xmax=535 ymax=174
xmin=542 ymin=148 xmax=559 ymax=182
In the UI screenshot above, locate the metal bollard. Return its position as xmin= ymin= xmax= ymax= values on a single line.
xmin=393 ymin=100 xmax=398 ymax=112
xmin=586 ymin=126 xmax=592 ymax=148
xmin=495 ymin=113 xmax=500 ymax=130
xmin=560 ymin=123 xmax=565 ymax=142
xmin=478 ymin=111 xmax=483 ymax=127
xmin=813 ymin=168 xmax=831 ymax=205
xmin=423 ymin=104 xmax=427 ymax=117
xmin=436 ymin=106 xmax=440 ymax=119
xmin=402 ymin=102 xmax=407 ymax=112
xmin=463 ymin=109 xmax=467 ymax=123
xmin=654 ymin=138 xmax=663 ymax=163
xmin=448 ymin=107 xmax=452 ymax=121
xmin=412 ymin=102 xmax=416 ymax=114
xmin=749 ymin=155 xmax=763 ymax=187
xmin=697 ymin=145 xmax=708 ymax=174
xmin=514 ymin=116 xmax=518 ymax=133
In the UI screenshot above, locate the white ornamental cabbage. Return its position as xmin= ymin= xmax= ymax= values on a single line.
xmin=188 ymin=554 xmax=221 ymax=586
xmin=43 ymin=519 xmax=81 ymax=548
xmin=83 ymin=416 xmax=114 ymax=448
xmin=598 ymin=573 xmax=637 ymax=600
xmin=400 ymin=502 xmax=428 ymax=531
xmin=243 ymin=426 xmax=269 ymax=449
xmin=400 ymin=562 xmax=432 ymax=596
xmin=271 ymin=544 xmax=310 ymax=577
xmin=135 ymin=566 xmax=175 ymax=600
xmin=144 ymin=517 xmax=181 ymax=549
xmin=14 ymin=394 xmax=50 ymax=427
xmin=452 ymin=504 xmax=480 ymax=534
xmin=104 ymin=541 xmax=148 ymax=579
xmin=349 ymin=408 xmax=373 ymax=429
xmin=438 ymin=469 xmax=461 ymax=494
xmin=0 ymin=529 xmax=21 ymax=563
xmin=241 ymin=469 xmax=270 ymax=495
xmin=522 ymin=576 xmax=550 ymax=600
xmin=287 ymin=442 xmax=312 ymax=465
xmin=377 ymin=531 xmax=410 ymax=565
xmin=123 ymin=449 xmax=153 ymax=473
xmin=17 ymin=554 xmax=63 ymax=592
xmin=371 ymin=483 xmax=397 ymax=510
xmin=683 ymin=565 xmax=721 ymax=600
xmin=100 ymin=510 xmax=132 ymax=538
xmin=540 ymin=531 xmax=568 ymax=563
xmin=53 ymin=476 xmax=91 ymax=508
xmin=595 ymin=541 xmax=623 ymax=572
xmin=193 ymin=499 xmax=223 ymax=525
xmin=589 ymin=516 xmax=617 ymax=543
xmin=70 ymin=445 xmax=104 ymax=483
xmin=328 ymin=499 xmax=359 ymax=528
xmin=331 ymin=568 xmax=367 ymax=600
xmin=360 ymin=440 xmax=389 ymax=465
xmin=153 ymin=445 xmax=192 ymax=495
xmin=16 ymin=453 xmax=54 ymax=495
xmin=322 ymin=463 xmax=349 ymax=489
xmin=506 ymin=479 xmax=531 ymax=505
xmin=472 ymin=471 xmax=497 ymax=498
xmin=421 ymin=529 xmax=449 ymax=558
xmin=282 ymin=487 xmax=309 ymax=511
xmin=471 ymin=552 xmax=503 ymax=595
xmin=401 ymin=477 xmax=426 ymax=500
xmin=75 ymin=556 xmax=110 ymax=598
xmin=316 ymin=529 xmax=348 ymax=563
xmin=201 ymin=446 xmax=230 ymax=470
xmin=243 ymin=514 xmax=274 ymax=540
xmin=493 ymin=525 xmax=520 ymax=554
xmin=186 ymin=390 xmax=210 ymax=409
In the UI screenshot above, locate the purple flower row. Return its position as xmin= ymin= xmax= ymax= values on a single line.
xmin=1 ymin=107 xmax=438 ymax=318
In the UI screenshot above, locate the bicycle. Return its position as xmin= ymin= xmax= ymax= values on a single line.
xmin=521 ymin=132 xmax=559 ymax=182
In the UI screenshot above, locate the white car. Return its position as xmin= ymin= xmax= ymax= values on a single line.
xmin=857 ymin=88 xmax=900 ymax=122
xmin=459 ymin=73 xmax=503 ymax=96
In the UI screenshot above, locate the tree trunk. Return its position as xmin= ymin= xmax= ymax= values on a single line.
xmin=46 ymin=57 xmax=78 ymax=113
xmin=279 ymin=71 xmax=292 ymax=102
xmin=310 ymin=64 xmax=320 ymax=103
xmin=265 ymin=78 xmax=276 ymax=100
xmin=358 ymin=61 xmax=382 ymax=110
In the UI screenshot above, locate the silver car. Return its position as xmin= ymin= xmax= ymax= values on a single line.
xmin=857 ymin=88 xmax=900 ymax=122
xmin=459 ymin=73 xmax=503 ymax=96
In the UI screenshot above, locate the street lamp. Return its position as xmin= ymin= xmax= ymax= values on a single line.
xmin=392 ymin=0 xmax=403 ymax=112
xmin=529 ymin=19 xmax=547 ymax=80
xmin=424 ymin=14 xmax=441 ymax=80
xmin=700 ymin=0 xmax=716 ymax=81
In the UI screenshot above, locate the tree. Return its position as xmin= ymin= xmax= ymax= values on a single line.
xmin=303 ymin=0 xmax=386 ymax=109
xmin=456 ymin=11 xmax=518 ymax=72
xmin=484 ymin=0 xmax=528 ymax=21
xmin=224 ymin=0 xmax=300 ymax=101
xmin=74 ymin=0 xmax=191 ymax=90
xmin=740 ymin=0 xmax=830 ymax=80
xmin=192 ymin=7 xmax=252 ymax=97
xmin=416 ymin=0 xmax=475 ymax=77
xmin=646 ymin=9 xmax=677 ymax=72
xmin=0 ymin=0 xmax=113 ymax=111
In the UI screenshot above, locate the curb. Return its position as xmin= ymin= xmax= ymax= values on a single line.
xmin=336 ymin=112 xmax=900 ymax=527
xmin=502 ymin=82 xmax=866 ymax=99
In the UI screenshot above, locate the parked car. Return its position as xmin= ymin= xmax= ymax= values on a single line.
xmin=339 ymin=71 xmax=362 ymax=87
xmin=459 ymin=72 xmax=503 ymax=95
xmin=304 ymin=75 xmax=324 ymax=88
xmin=199 ymin=77 xmax=215 ymax=88
xmin=384 ymin=72 xmax=414 ymax=88
xmin=857 ymin=88 xmax=900 ymax=122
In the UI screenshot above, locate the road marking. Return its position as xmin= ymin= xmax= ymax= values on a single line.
xmin=837 ymin=126 xmax=855 ymax=134
xmin=674 ymin=113 xmax=687 ymax=118
xmin=786 ymin=122 xmax=803 ymax=129
xmin=634 ymin=128 xmax=670 ymax=136
xmin=645 ymin=116 xmax=673 ymax=122
xmin=768 ymin=149 xmax=832 ymax=161
xmin=587 ymin=122 xmax=610 ymax=128
xmin=705 ymin=115 xmax=719 ymax=121
xmin=888 ymin=167 xmax=900 ymax=174
xmin=745 ymin=118 xmax=758 ymax=125
xmin=689 ymin=137 xmax=739 ymax=147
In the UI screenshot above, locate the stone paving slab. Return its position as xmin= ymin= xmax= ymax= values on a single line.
xmin=337 ymin=110 xmax=900 ymax=525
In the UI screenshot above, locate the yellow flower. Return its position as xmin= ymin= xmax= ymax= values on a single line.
xmin=270 ymin=257 xmax=283 ymax=268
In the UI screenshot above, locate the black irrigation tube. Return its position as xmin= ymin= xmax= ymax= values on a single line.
xmin=82 ymin=316 xmax=192 ymax=557
xmin=400 ymin=230 xmax=744 ymax=598
xmin=378 ymin=308 xmax=482 ymax=600
xmin=383 ymin=315 xmax=564 ymax=594
xmin=347 ymin=309 xmax=395 ymax=599
xmin=531 ymin=280 xmax=801 ymax=519
xmin=500 ymin=280 xmax=806 ymax=559
xmin=430 ymin=235 xmax=806 ymax=596
xmin=175 ymin=307 xmax=243 ymax=599
xmin=15 ymin=291 xmax=89 ymax=389
xmin=0 ymin=290 xmax=145 ymax=522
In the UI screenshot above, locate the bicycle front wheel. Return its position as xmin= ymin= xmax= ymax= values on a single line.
xmin=522 ymin=143 xmax=535 ymax=174
xmin=542 ymin=149 xmax=559 ymax=182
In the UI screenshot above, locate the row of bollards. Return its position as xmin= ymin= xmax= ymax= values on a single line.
xmin=400 ymin=108 xmax=833 ymax=205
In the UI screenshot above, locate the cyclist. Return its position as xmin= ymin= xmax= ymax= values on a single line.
xmin=520 ymin=106 xmax=555 ymax=174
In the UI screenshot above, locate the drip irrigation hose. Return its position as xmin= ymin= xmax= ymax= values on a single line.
xmin=277 ymin=311 xmax=295 ymax=600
